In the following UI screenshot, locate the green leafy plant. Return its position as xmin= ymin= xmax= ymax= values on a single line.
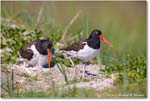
xmin=1 ymin=25 xmax=42 ymax=63
xmin=100 ymin=55 xmax=146 ymax=84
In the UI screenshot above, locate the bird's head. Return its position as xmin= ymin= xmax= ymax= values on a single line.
xmin=43 ymin=40 xmax=52 ymax=49
xmin=89 ymin=29 xmax=112 ymax=47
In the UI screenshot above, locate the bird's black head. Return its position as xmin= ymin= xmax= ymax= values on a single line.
xmin=88 ymin=29 xmax=102 ymax=40
xmin=43 ymin=40 xmax=53 ymax=50
xmin=36 ymin=39 xmax=53 ymax=54
xmin=88 ymin=29 xmax=112 ymax=47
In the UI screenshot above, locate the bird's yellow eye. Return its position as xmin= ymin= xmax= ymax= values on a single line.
xmin=96 ymin=31 xmax=98 ymax=34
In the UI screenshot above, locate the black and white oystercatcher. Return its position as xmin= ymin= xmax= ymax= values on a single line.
xmin=61 ymin=29 xmax=112 ymax=78
xmin=19 ymin=39 xmax=53 ymax=68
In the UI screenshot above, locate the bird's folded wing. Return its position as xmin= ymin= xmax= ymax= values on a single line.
xmin=60 ymin=40 xmax=87 ymax=51
xmin=19 ymin=49 xmax=33 ymax=60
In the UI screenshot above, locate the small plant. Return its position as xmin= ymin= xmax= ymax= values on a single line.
xmin=100 ymin=55 xmax=146 ymax=84
xmin=1 ymin=70 xmax=14 ymax=98
xmin=1 ymin=24 xmax=42 ymax=64
xmin=20 ymin=72 xmax=30 ymax=78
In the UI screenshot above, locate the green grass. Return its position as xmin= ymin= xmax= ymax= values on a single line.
xmin=100 ymin=55 xmax=146 ymax=84
xmin=13 ymin=87 xmax=96 ymax=98
xmin=1 ymin=1 xmax=147 ymax=98
xmin=98 ymin=82 xmax=147 ymax=98
xmin=1 ymin=81 xmax=146 ymax=98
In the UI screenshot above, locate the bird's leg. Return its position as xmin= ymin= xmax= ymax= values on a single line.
xmin=82 ymin=64 xmax=86 ymax=79
xmin=81 ymin=61 xmax=88 ymax=80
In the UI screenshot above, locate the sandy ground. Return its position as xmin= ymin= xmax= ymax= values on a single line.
xmin=1 ymin=62 xmax=114 ymax=93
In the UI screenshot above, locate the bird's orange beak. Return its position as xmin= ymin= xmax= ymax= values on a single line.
xmin=47 ymin=48 xmax=51 ymax=68
xmin=99 ymin=35 xmax=112 ymax=47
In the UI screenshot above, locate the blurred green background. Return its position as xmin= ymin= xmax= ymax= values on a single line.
xmin=1 ymin=1 xmax=146 ymax=57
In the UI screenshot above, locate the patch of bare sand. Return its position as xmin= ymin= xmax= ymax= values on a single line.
xmin=1 ymin=63 xmax=114 ymax=92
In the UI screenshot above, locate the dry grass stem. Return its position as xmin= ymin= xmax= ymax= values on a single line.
xmin=61 ymin=10 xmax=82 ymax=42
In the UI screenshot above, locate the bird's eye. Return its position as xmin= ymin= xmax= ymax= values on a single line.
xmin=96 ymin=31 xmax=98 ymax=34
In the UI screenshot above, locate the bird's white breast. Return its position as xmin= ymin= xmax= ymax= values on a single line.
xmin=27 ymin=45 xmax=48 ymax=67
xmin=77 ymin=44 xmax=100 ymax=61
xmin=66 ymin=44 xmax=100 ymax=61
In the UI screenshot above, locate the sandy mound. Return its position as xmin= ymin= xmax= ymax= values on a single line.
xmin=1 ymin=63 xmax=114 ymax=92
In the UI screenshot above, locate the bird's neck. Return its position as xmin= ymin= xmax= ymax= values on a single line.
xmin=87 ymin=38 xmax=100 ymax=49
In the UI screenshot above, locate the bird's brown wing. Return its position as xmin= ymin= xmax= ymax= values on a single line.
xmin=19 ymin=40 xmax=39 ymax=60
xmin=19 ymin=49 xmax=33 ymax=60
xmin=61 ymin=40 xmax=87 ymax=51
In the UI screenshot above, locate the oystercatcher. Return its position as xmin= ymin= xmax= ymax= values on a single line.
xmin=61 ymin=29 xmax=112 ymax=78
xmin=19 ymin=39 xmax=53 ymax=68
